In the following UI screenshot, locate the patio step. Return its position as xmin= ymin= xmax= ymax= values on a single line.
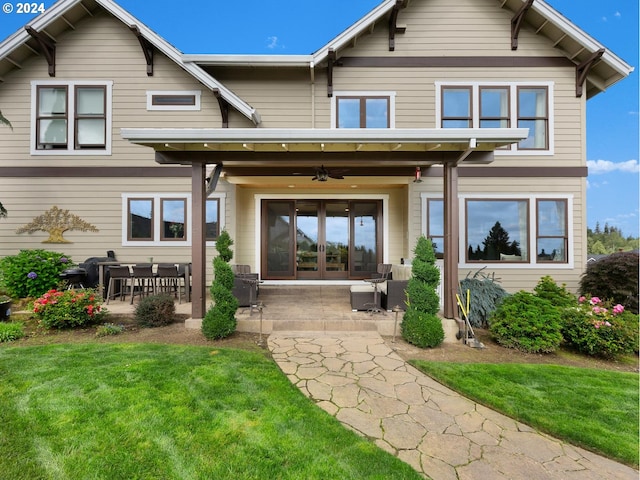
xmin=271 ymin=319 xmax=378 ymax=332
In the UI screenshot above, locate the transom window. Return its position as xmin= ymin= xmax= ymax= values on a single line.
xmin=332 ymin=91 xmax=396 ymax=128
xmin=422 ymin=194 xmax=570 ymax=266
xmin=122 ymin=194 xmax=224 ymax=246
xmin=146 ymin=90 xmax=201 ymax=111
xmin=437 ymin=82 xmax=552 ymax=153
xmin=31 ymin=80 xmax=112 ymax=155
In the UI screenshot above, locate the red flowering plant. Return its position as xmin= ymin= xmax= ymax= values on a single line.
xmin=561 ymin=294 xmax=638 ymax=358
xmin=32 ymin=289 xmax=107 ymax=329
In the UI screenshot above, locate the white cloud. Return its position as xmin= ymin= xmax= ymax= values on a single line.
xmin=587 ymin=159 xmax=640 ymax=174
xmin=266 ymin=36 xmax=279 ymax=49
xmin=614 ymin=11 xmax=621 ymax=17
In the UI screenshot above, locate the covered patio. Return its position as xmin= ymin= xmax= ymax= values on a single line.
xmin=121 ymin=127 xmax=528 ymax=325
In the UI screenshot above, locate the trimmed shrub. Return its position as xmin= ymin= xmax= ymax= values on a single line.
xmin=202 ymin=230 xmax=238 ymax=340
xmin=0 ymin=322 xmax=25 ymax=342
xmin=401 ymin=309 xmax=445 ymax=348
xmin=562 ymin=296 xmax=638 ymax=358
xmin=579 ymin=252 xmax=639 ymax=314
xmin=458 ymin=269 xmax=509 ymax=328
xmin=33 ymin=288 xmax=106 ymax=329
xmin=533 ymin=275 xmax=576 ymax=308
xmin=134 ymin=294 xmax=175 ymax=327
xmin=0 ymin=249 xmax=73 ymax=298
xmin=402 ymin=235 xmax=444 ymax=348
xmin=489 ymin=291 xmax=563 ymax=353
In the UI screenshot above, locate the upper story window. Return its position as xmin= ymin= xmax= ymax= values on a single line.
xmin=122 ymin=193 xmax=224 ymax=246
xmin=31 ymin=80 xmax=112 ymax=156
xmin=436 ymin=82 xmax=553 ymax=154
xmin=146 ymin=90 xmax=201 ymax=111
xmin=332 ymin=91 xmax=396 ymax=128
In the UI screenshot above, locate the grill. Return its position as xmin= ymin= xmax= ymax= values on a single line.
xmin=59 ymin=268 xmax=87 ymax=289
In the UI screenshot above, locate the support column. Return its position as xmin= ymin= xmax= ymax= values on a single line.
xmin=443 ymin=162 xmax=459 ymax=319
xmin=191 ymin=162 xmax=206 ymax=320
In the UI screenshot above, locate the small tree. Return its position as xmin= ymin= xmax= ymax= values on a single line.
xmin=401 ymin=235 xmax=444 ymax=348
xmin=202 ymin=230 xmax=238 ymax=339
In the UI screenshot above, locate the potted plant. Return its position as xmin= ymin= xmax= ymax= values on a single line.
xmin=0 ymin=295 xmax=11 ymax=320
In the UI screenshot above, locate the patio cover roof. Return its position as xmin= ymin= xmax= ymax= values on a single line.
xmin=121 ymin=127 xmax=529 ymax=180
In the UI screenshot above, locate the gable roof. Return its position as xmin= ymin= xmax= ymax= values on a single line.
xmin=0 ymin=0 xmax=261 ymax=124
xmin=186 ymin=0 xmax=633 ymax=99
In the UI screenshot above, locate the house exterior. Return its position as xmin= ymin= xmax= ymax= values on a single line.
xmin=0 ymin=0 xmax=632 ymax=326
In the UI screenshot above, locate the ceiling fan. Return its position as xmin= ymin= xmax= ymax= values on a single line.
xmin=312 ymin=165 xmax=347 ymax=181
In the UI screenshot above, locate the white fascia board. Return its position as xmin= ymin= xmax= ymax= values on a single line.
xmin=533 ymin=0 xmax=634 ymax=77
xmin=121 ymin=127 xmax=529 ymax=145
xmin=182 ymin=54 xmax=313 ymax=67
xmin=312 ymin=0 xmax=396 ymax=63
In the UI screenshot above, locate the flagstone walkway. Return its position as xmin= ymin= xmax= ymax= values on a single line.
xmin=268 ymin=331 xmax=638 ymax=480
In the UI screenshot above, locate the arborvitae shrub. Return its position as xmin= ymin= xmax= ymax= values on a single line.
xmin=401 ymin=236 xmax=444 ymax=348
xmin=579 ymin=252 xmax=639 ymax=314
xmin=134 ymin=294 xmax=176 ymax=327
xmin=489 ymin=291 xmax=563 ymax=353
xmin=202 ymin=231 xmax=238 ymax=340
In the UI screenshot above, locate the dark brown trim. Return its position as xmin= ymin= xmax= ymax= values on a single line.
xmin=0 ymin=166 xmax=191 ymax=177
xmin=338 ymin=56 xmax=574 ymax=68
xmin=327 ymin=49 xmax=336 ymax=97
xmin=457 ymin=166 xmax=588 ymax=177
xmin=388 ymin=0 xmax=407 ymax=51
xmin=213 ymin=90 xmax=230 ymax=128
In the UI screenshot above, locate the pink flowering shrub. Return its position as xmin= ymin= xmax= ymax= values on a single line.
xmin=562 ymin=295 xmax=638 ymax=358
xmin=33 ymin=289 xmax=107 ymax=329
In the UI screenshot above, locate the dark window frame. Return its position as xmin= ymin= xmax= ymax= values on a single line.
xmin=127 ymin=198 xmax=154 ymax=241
xmin=517 ymin=86 xmax=549 ymax=150
xmin=160 ymin=198 xmax=188 ymax=242
xmin=536 ymin=198 xmax=568 ymax=263
xmin=151 ymin=94 xmax=197 ymax=107
xmin=441 ymin=86 xmax=472 ymax=128
xmin=74 ymin=85 xmax=107 ymax=149
xmin=36 ymin=85 xmax=68 ymax=150
xmin=336 ymin=95 xmax=391 ymax=128
xmin=206 ymin=198 xmax=221 ymax=241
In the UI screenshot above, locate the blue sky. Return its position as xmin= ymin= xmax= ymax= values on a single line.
xmin=1 ymin=0 xmax=638 ymax=236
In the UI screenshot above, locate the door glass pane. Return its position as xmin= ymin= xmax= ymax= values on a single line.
xmin=352 ymin=202 xmax=378 ymax=276
xmin=325 ymin=202 xmax=349 ymax=272
xmin=365 ymin=98 xmax=388 ymax=128
xmin=162 ymin=199 xmax=186 ymax=240
xmin=337 ymin=98 xmax=360 ymax=128
xmin=427 ymin=199 xmax=444 ymax=258
xmin=129 ymin=199 xmax=153 ymax=240
xmin=296 ymin=202 xmax=318 ymax=272
xmin=266 ymin=202 xmax=293 ymax=275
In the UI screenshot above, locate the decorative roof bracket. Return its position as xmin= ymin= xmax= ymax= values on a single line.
xmin=511 ymin=0 xmax=534 ymax=50
xmin=388 ymin=0 xmax=407 ymax=51
xmin=25 ymin=26 xmax=55 ymax=76
xmin=213 ymin=90 xmax=230 ymax=128
xmin=205 ymin=164 xmax=223 ymax=196
xmin=576 ymin=48 xmax=605 ymax=97
xmin=327 ymin=48 xmax=337 ymax=97
xmin=129 ymin=25 xmax=154 ymax=76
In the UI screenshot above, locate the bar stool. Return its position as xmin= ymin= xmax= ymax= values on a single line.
xmin=106 ymin=265 xmax=132 ymax=304
xmin=156 ymin=264 xmax=181 ymax=303
xmin=364 ymin=263 xmax=392 ymax=315
xmin=130 ymin=264 xmax=156 ymax=304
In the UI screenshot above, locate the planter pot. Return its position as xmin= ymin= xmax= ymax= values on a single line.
xmin=0 ymin=299 xmax=11 ymax=320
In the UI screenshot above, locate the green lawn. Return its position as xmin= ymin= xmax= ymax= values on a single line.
xmin=411 ymin=360 xmax=639 ymax=467
xmin=0 ymin=343 xmax=421 ymax=480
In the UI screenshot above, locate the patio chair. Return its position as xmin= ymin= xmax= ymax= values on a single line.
xmin=364 ymin=263 xmax=392 ymax=314
xmin=130 ymin=264 xmax=156 ymax=304
xmin=106 ymin=265 xmax=132 ymax=304
xmin=156 ymin=264 xmax=181 ymax=303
